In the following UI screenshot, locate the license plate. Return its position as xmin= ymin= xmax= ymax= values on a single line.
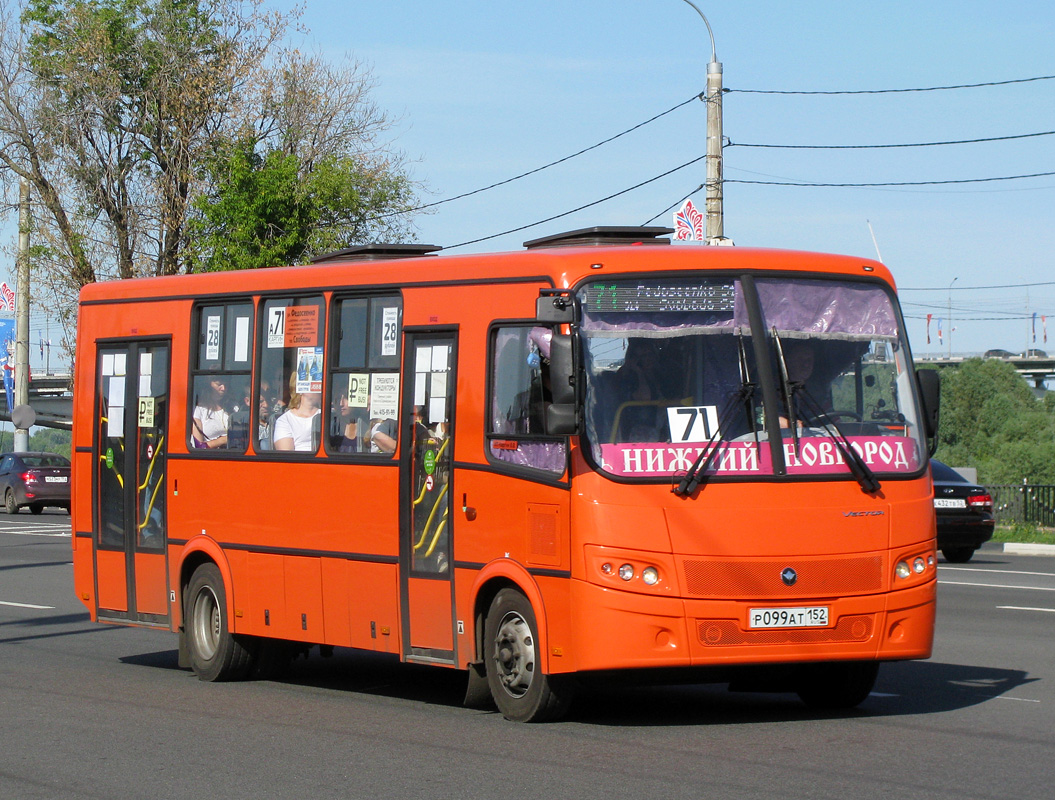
xmin=934 ymin=497 xmax=966 ymax=509
xmin=45 ymin=476 xmax=68 ymax=483
xmin=749 ymin=606 xmax=829 ymax=629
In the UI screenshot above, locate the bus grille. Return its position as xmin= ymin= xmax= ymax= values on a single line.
xmin=682 ymin=555 xmax=884 ymax=599
xmin=697 ymin=615 xmax=874 ymax=647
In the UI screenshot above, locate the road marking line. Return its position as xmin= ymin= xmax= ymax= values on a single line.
xmin=0 ymin=530 xmax=71 ymax=538
xmin=939 ymin=580 xmax=1055 ymax=592
xmin=987 ymin=695 xmax=1042 ymax=704
xmin=0 ymin=600 xmax=55 ymax=609
xmin=997 ymin=605 xmax=1055 ymax=613
xmin=940 ymin=566 xmax=1055 ymax=578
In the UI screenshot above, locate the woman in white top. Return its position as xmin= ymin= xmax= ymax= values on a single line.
xmin=273 ymin=382 xmax=321 ymax=452
xmin=192 ymin=378 xmax=230 ymax=449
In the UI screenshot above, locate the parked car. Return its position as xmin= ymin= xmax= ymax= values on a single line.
xmin=931 ymin=459 xmax=994 ymax=562
xmin=1022 ymin=349 xmax=1048 ymax=358
xmin=0 ymin=452 xmax=71 ymax=514
xmin=983 ymin=349 xmax=1015 ymax=359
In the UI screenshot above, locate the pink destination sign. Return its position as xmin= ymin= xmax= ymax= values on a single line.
xmin=600 ymin=436 xmax=921 ymax=477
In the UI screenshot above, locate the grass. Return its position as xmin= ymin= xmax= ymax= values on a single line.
xmin=992 ymin=523 xmax=1055 ymax=545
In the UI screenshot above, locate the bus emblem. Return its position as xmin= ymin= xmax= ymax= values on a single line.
xmin=781 ymin=568 xmax=798 ymax=586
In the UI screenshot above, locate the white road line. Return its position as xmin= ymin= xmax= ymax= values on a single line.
xmin=940 ymin=566 xmax=1055 ymax=578
xmin=997 ymin=605 xmax=1055 ymax=613
xmin=0 ymin=529 xmax=71 ymax=538
xmin=987 ymin=695 xmax=1042 ymax=704
xmin=939 ymin=580 xmax=1055 ymax=592
xmin=0 ymin=600 xmax=55 ymax=609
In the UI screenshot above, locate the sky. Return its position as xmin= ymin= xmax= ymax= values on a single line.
xmin=3 ymin=0 xmax=1054 ymax=368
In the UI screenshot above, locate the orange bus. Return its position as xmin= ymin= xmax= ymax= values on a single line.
xmin=71 ymin=226 xmax=941 ymax=721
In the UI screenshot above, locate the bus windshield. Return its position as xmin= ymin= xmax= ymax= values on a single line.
xmin=580 ymin=274 xmax=925 ymax=481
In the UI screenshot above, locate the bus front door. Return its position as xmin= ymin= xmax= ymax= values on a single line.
xmin=93 ymin=341 xmax=171 ymax=626
xmin=400 ymin=332 xmax=457 ymax=665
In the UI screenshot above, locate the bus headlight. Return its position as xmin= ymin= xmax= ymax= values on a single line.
xmin=642 ymin=566 xmax=660 ymax=585
xmin=913 ymin=557 xmax=926 ymax=574
xmin=895 ymin=561 xmax=911 ymax=580
xmin=618 ymin=564 xmax=635 ymax=581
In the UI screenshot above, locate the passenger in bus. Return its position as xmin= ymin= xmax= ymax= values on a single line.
xmin=256 ymin=378 xmax=277 ymax=451
xmin=610 ymin=337 xmax=687 ymax=442
xmin=369 ymin=416 xmax=397 ymax=453
xmin=330 ymin=390 xmax=366 ymax=452
xmin=191 ymin=378 xmax=231 ymax=449
xmin=273 ymin=374 xmax=322 ymax=451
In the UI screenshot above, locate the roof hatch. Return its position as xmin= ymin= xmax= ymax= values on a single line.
xmin=310 ymin=243 xmax=442 ymax=263
xmin=523 ymin=226 xmax=674 ymax=250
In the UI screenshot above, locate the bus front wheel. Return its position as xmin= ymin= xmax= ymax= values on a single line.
xmin=484 ymin=588 xmax=573 ymax=722
xmin=797 ymin=661 xmax=879 ymax=710
xmin=185 ymin=563 xmax=254 ymax=682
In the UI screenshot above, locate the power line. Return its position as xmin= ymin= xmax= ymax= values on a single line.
xmin=902 ymin=280 xmax=1055 ymax=291
xmin=727 ymin=74 xmax=1055 ymax=95
xmin=726 ymin=170 xmax=1055 ymax=188
xmin=727 ymin=130 xmax=1055 ymax=150
xmin=641 ymin=183 xmax=704 ymax=226
xmin=366 ymin=92 xmax=704 ymax=222
xmin=448 ymin=154 xmax=708 ymax=250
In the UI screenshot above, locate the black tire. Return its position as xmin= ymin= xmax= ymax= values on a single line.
xmin=5 ymin=491 xmax=18 ymax=515
xmin=484 ymin=588 xmax=574 ymax=722
xmin=29 ymin=504 xmax=43 ymax=515
xmin=942 ymin=546 xmax=975 ymax=563
xmin=797 ymin=661 xmax=879 ymax=710
xmin=185 ymin=563 xmax=254 ymax=681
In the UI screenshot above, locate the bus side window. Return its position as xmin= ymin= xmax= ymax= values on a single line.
xmin=258 ymin=296 xmax=326 ymax=455
xmin=189 ymin=303 xmax=253 ymax=453
xmin=487 ymin=326 xmax=566 ymax=474
xmin=326 ymin=294 xmax=402 ymax=457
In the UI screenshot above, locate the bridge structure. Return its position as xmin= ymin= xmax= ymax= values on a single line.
xmin=0 ymin=373 xmax=73 ymax=430
xmin=915 ymin=353 xmax=1055 ymax=390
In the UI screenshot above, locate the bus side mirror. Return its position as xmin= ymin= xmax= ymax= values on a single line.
xmin=546 ymin=403 xmax=578 ymax=435
xmin=536 ymin=292 xmax=575 ymax=323
xmin=549 ymin=332 xmax=575 ymax=405
xmin=916 ymin=369 xmax=940 ymax=451
xmin=545 ymin=332 xmax=579 ymax=435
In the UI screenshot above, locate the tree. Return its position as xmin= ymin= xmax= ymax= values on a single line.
xmin=934 ymin=358 xmax=1055 ymax=484
xmin=0 ymin=0 xmax=419 ymax=350
xmin=187 ymin=51 xmax=418 ymax=270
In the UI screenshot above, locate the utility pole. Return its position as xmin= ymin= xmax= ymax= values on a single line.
xmin=681 ymin=1 xmax=724 ymax=243
xmin=14 ymin=178 xmax=31 ymax=452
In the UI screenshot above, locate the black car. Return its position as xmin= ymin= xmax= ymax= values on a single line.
xmin=0 ymin=451 xmax=71 ymax=514
xmin=931 ymin=459 xmax=994 ymax=562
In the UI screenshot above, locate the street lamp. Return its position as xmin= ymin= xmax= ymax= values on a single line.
xmin=680 ymin=1 xmax=723 ymax=243
xmin=947 ymin=277 xmax=958 ymax=359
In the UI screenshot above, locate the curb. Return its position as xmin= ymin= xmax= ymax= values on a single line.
xmin=1003 ymin=542 xmax=1055 ymax=557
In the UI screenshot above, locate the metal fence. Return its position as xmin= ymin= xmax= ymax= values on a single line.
xmin=988 ymin=484 xmax=1055 ymax=527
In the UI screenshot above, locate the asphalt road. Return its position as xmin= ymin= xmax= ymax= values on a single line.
xmin=1 ymin=513 xmax=1053 ymax=799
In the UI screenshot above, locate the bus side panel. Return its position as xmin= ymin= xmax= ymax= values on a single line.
xmin=344 ymin=561 xmax=400 ymax=653
xmin=284 ymin=555 xmax=324 ymax=642
xmin=244 ymin=552 xmax=286 ymax=637
xmin=72 ymin=536 xmax=97 ymax=618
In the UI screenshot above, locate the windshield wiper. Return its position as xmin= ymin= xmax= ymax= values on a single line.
xmin=771 ymin=330 xmax=881 ymax=494
xmin=792 ymin=385 xmax=882 ymax=494
xmin=674 ymin=331 xmax=755 ymax=497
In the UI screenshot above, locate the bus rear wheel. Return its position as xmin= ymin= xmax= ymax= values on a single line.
xmin=185 ymin=563 xmax=254 ymax=682
xmin=484 ymin=588 xmax=573 ymax=722
xmin=797 ymin=661 xmax=879 ymax=710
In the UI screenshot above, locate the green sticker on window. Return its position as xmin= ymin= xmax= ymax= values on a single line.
xmin=105 ymin=448 xmax=114 ymax=469
xmin=423 ymin=449 xmax=437 ymax=475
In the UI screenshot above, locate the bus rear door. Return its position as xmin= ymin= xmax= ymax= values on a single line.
xmin=93 ymin=340 xmax=171 ymax=626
